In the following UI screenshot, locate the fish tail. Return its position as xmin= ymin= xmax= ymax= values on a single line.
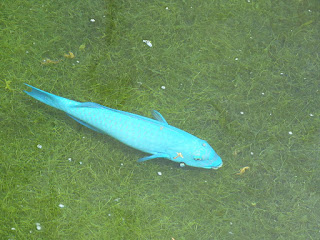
xmin=24 ymin=83 xmax=78 ymax=111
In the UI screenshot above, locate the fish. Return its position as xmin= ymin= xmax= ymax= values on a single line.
xmin=24 ymin=84 xmax=223 ymax=169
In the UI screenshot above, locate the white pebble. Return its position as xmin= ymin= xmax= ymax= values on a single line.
xmin=240 ymin=111 xmax=244 ymax=115
xmin=250 ymin=152 xmax=254 ymax=155
xmin=180 ymin=163 xmax=185 ymax=167
xmin=288 ymin=131 xmax=293 ymax=135
xmin=90 ymin=18 xmax=95 ymax=23
xmin=11 ymin=227 xmax=16 ymax=230
xmin=161 ymin=86 xmax=166 ymax=90
xmin=68 ymin=158 xmax=72 ymax=162
xmin=157 ymin=172 xmax=162 ymax=176
xmin=37 ymin=144 xmax=42 ymax=149
xmin=309 ymin=113 xmax=314 ymax=117
xmin=261 ymin=92 xmax=265 ymax=95
xmin=235 ymin=57 xmax=239 ymax=61
xmin=79 ymin=161 xmax=83 ymax=164
xmin=142 ymin=40 xmax=152 ymax=47
xmin=36 ymin=223 xmax=41 ymax=231
xmin=165 ymin=7 xmax=169 ymax=10
xmin=59 ymin=204 xmax=65 ymax=208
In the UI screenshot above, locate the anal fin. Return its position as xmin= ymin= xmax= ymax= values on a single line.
xmin=138 ymin=153 xmax=170 ymax=162
xmin=67 ymin=114 xmax=104 ymax=134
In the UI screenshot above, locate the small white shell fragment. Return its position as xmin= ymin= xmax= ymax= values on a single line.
xmin=143 ymin=40 xmax=152 ymax=47
xmin=157 ymin=171 xmax=162 ymax=176
xmin=79 ymin=161 xmax=83 ymax=164
xmin=179 ymin=163 xmax=185 ymax=167
xmin=36 ymin=223 xmax=41 ymax=231
xmin=288 ymin=131 xmax=293 ymax=135
xmin=59 ymin=204 xmax=65 ymax=208
xmin=309 ymin=113 xmax=314 ymax=117
xmin=68 ymin=158 xmax=72 ymax=162
xmin=37 ymin=144 xmax=42 ymax=149
xmin=161 ymin=86 xmax=166 ymax=90
xmin=240 ymin=111 xmax=244 ymax=115
xmin=11 ymin=227 xmax=16 ymax=230
xmin=250 ymin=152 xmax=254 ymax=155
xmin=90 ymin=18 xmax=95 ymax=23
xmin=165 ymin=7 xmax=169 ymax=10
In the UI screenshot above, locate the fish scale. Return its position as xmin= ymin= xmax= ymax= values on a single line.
xmin=24 ymin=84 xmax=223 ymax=169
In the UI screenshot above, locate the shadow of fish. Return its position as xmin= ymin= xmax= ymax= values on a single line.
xmin=24 ymin=84 xmax=222 ymax=169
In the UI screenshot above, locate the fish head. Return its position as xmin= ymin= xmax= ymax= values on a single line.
xmin=178 ymin=140 xmax=223 ymax=169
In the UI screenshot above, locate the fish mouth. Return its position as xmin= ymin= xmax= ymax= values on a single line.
xmin=210 ymin=162 xmax=223 ymax=170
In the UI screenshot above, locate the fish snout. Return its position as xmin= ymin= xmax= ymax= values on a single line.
xmin=211 ymin=161 xmax=223 ymax=169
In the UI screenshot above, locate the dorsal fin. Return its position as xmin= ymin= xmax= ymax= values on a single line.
xmin=152 ymin=110 xmax=168 ymax=124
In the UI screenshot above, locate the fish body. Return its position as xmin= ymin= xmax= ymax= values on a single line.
xmin=24 ymin=84 xmax=222 ymax=169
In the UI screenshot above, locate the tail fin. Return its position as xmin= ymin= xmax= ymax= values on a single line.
xmin=24 ymin=84 xmax=79 ymax=111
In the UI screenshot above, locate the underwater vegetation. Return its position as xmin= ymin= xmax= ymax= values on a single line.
xmin=1 ymin=0 xmax=319 ymax=239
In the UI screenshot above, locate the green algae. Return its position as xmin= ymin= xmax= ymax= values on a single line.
xmin=0 ymin=0 xmax=319 ymax=239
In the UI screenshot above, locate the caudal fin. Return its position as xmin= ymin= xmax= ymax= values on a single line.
xmin=24 ymin=84 xmax=78 ymax=111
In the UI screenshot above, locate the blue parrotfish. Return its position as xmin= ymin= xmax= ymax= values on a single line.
xmin=24 ymin=84 xmax=223 ymax=169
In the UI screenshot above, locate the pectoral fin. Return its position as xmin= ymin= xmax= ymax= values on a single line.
xmin=138 ymin=153 xmax=170 ymax=162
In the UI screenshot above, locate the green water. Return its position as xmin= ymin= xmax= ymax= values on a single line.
xmin=1 ymin=0 xmax=319 ymax=239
